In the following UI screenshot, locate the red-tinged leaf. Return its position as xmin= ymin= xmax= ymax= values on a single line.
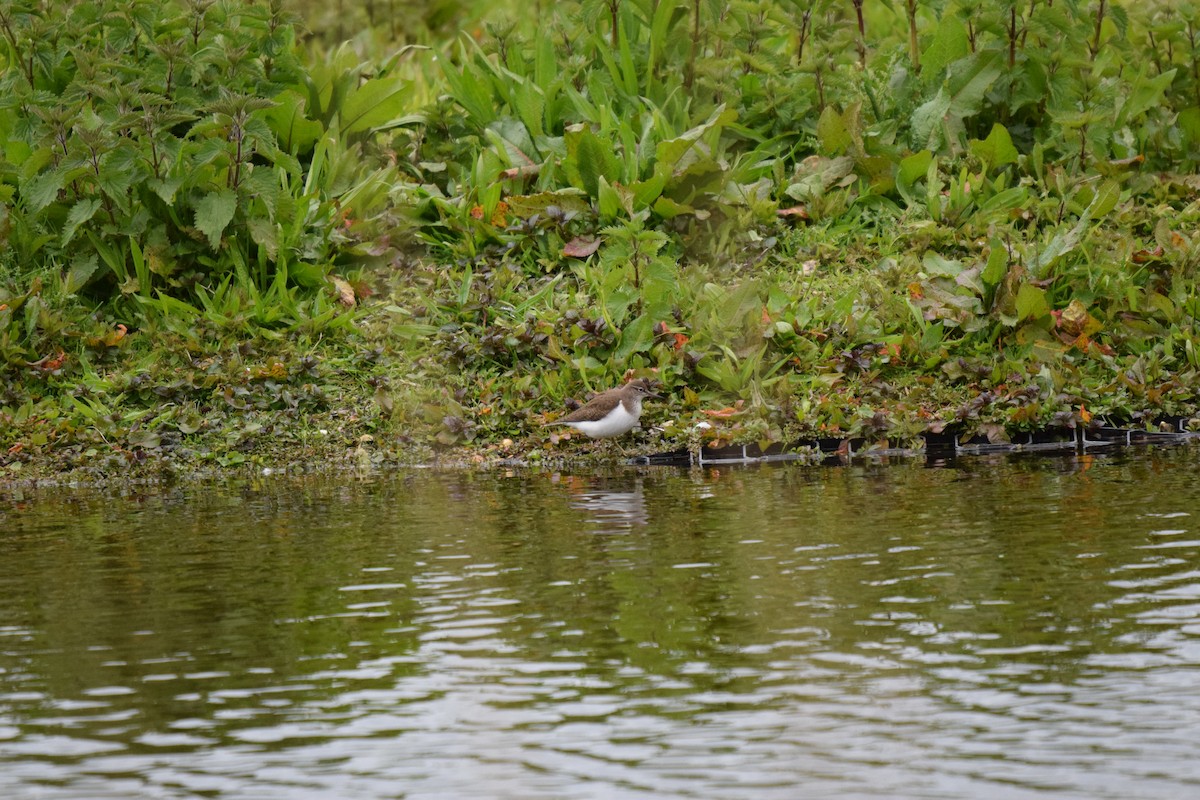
xmin=469 ymin=205 xmax=484 ymax=219
xmin=1132 ymin=246 xmax=1164 ymax=263
xmin=1079 ymin=405 xmax=1093 ymax=424
xmin=672 ymin=332 xmax=689 ymax=350
xmin=701 ymin=400 xmax=745 ymax=418
xmin=761 ymin=307 xmax=771 ymax=324
xmin=563 ymin=237 xmax=601 ymax=258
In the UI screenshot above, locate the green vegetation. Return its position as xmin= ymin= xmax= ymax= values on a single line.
xmin=3 ymin=0 xmax=1200 ymax=477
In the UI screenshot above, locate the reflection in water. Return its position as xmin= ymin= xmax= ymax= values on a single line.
xmin=560 ymin=474 xmax=649 ymax=532
xmin=2 ymin=451 xmax=1200 ymax=798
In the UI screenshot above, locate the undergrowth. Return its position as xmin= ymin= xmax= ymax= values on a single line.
xmin=4 ymin=0 xmax=1200 ymax=477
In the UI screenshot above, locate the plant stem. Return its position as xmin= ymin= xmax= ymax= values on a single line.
xmin=1090 ymin=0 xmax=1105 ymax=60
xmin=796 ymin=9 xmax=811 ymax=64
xmin=905 ymin=0 xmax=920 ymax=73
xmin=1008 ymin=6 xmax=1017 ymax=69
xmin=609 ymin=0 xmax=619 ymax=51
xmin=686 ymin=0 xmax=700 ymax=89
xmin=851 ymin=0 xmax=867 ymax=67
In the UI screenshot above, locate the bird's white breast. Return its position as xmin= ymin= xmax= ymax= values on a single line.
xmin=565 ymin=401 xmax=640 ymax=438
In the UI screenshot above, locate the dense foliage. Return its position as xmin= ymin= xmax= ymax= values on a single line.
xmin=3 ymin=0 xmax=1200 ymax=473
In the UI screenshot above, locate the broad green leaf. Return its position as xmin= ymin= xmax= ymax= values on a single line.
xmin=148 ymin=175 xmax=186 ymax=204
xmin=194 ymin=189 xmax=238 ymax=249
xmin=266 ymin=89 xmax=323 ymax=153
xmin=923 ymin=253 xmax=963 ymax=277
xmin=922 ymin=15 xmax=969 ymax=81
xmin=911 ymin=88 xmax=951 ymax=150
xmin=615 ymin=313 xmax=655 ymax=360
xmin=969 ymin=124 xmax=1019 ymax=172
xmin=513 ymin=81 xmax=546 ymax=139
xmin=342 ymin=74 xmax=414 ymax=136
xmin=982 ymin=239 xmax=1008 ymax=286
xmin=899 ymin=150 xmax=934 ymax=185
xmin=1016 ymin=283 xmax=1049 ymax=322
xmin=977 ymin=186 xmax=1028 ymax=216
xmin=817 ymin=106 xmax=851 ymax=155
xmin=62 ymin=197 xmax=102 ymax=245
xmin=945 ymin=50 xmax=1003 ymax=117
xmin=1179 ymin=108 xmax=1200 ymax=146
xmin=597 ymin=175 xmax=626 ymax=218
xmin=66 ymin=254 xmax=102 ymax=293
xmin=1086 ymin=179 xmax=1121 ymax=219
xmin=442 ymin=53 xmax=496 ymax=125
xmin=22 ymin=169 xmax=66 ymax=213
xmin=563 ymin=124 xmax=620 ymax=197
xmin=1116 ymin=68 xmax=1176 ymax=127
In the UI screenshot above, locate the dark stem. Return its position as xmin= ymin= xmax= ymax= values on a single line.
xmin=610 ymin=0 xmax=619 ymax=51
xmin=1147 ymin=30 xmax=1163 ymax=75
xmin=851 ymin=0 xmax=866 ymax=67
xmin=797 ymin=9 xmax=811 ymax=64
xmin=1090 ymin=0 xmax=1106 ymax=60
xmin=905 ymin=0 xmax=920 ymax=73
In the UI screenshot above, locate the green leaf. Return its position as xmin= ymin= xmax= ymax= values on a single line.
xmin=817 ymin=106 xmax=851 ymax=155
xmin=945 ymin=50 xmax=1003 ymax=117
xmin=899 ymin=150 xmax=934 ymax=185
xmin=194 ymin=189 xmax=238 ymax=249
xmin=615 ymin=313 xmax=655 ymax=360
xmin=563 ymin=124 xmax=620 ymax=197
xmin=342 ymin=74 xmax=414 ymax=136
xmin=969 ymin=124 xmax=1019 ymax=172
xmin=911 ymin=88 xmax=951 ymax=150
xmin=1116 ymin=68 xmax=1176 ymax=127
xmin=1016 ymin=283 xmax=1049 ymax=322
xmin=922 ymin=15 xmax=969 ymax=80
xmin=148 ymin=175 xmax=186 ymax=204
xmin=597 ymin=175 xmax=627 ymax=218
xmin=23 ymin=169 xmax=66 ymax=213
xmin=982 ymin=240 xmax=1008 ymax=287
xmin=66 ymin=254 xmax=102 ymax=293
xmin=1086 ymin=179 xmax=1121 ymax=219
xmin=62 ymin=197 xmax=102 ymax=245
xmin=266 ymin=89 xmax=324 ymax=153
xmin=923 ymin=253 xmax=963 ymax=277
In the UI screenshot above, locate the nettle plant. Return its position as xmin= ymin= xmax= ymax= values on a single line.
xmin=0 ymin=0 xmax=397 ymax=318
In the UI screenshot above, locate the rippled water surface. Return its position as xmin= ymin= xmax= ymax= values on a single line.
xmin=4 ymin=450 xmax=1200 ymax=799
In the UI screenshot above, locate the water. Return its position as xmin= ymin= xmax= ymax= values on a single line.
xmin=3 ymin=449 xmax=1200 ymax=799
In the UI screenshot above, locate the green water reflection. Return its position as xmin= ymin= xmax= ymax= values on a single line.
xmin=2 ymin=450 xmax=1200 ymax=798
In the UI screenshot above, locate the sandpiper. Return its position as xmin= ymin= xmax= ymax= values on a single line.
xmin=544 ymin=379 xmax=661 ymax=438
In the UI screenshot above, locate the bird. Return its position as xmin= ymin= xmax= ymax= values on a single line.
xmin=544 ymin=378 xmax=661 ymax=438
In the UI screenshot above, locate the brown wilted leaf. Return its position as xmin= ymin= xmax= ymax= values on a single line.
xmin=563 ymin=237 xmax=601 ymax=258
xmin=777 ymin=204 xmax=809 ymax=220
xmin=702 ymin=400 xmax=745 ymax=418
xmin=1132 ymin=246 xmax=1164 ymax=263
xmin=331 ymin=276 xmax=356 ymax=307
